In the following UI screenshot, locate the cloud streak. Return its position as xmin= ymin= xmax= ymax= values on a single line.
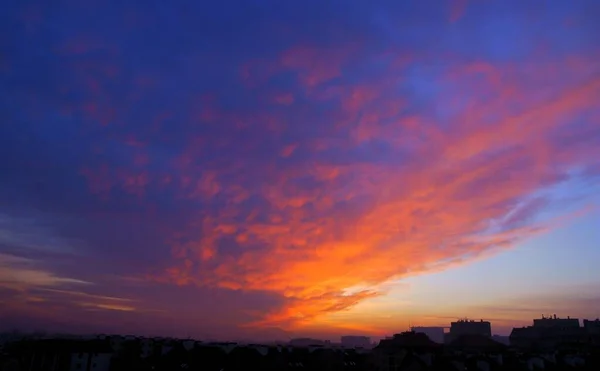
xmin=0 ymin=253 xmax=91 ymax=289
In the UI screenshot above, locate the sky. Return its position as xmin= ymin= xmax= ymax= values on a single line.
xmin=1 ymin=0 xmax=600 ymax=341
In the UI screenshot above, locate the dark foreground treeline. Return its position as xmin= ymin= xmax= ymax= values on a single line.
xmin=1 ymin=337 xmax=369 ymax=371
xmin=2 ymin=334 xmax=600 ymax=371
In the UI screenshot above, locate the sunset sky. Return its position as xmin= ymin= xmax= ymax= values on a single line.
xmin=1 ymin=0 xmax=600 ymax=341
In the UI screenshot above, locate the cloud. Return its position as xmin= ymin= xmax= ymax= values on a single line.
xmin=155 ymin=52 xmax=600 ymax=328
xmin=78 ymin=302 xmax=136 ymax=311
xmin=0 ymin=253 xmax=91 ymax=289
xmin=0 ymin=212 xmax=85 ymax=256
xmin=1 ymin=282 xmax=291 ymax=340
xmin=0 ymin=285 xmax=142 ymax=330
xmin=1 ymin=0 xmax=600 ymax=335
xmin=37 ymin=288 xmax=133 ymax=304
xmin=449 ymin=0 xmax=469 ymax=23
xmin=27 ymin=288 xmax=140 ymax=313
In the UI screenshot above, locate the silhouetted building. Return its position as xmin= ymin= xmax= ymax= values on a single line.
xmin=377 ymin=332 xmax=440 ymax=351
xmin=447 ymin=334 xmax=506 ymax=353
xmin=410 ymin=327 xmax=444 ymax=344
xmin=445 ymin=319 xmax=491 ymax=343
xmin=583 ymin=318 xmax=600 ymax=334
xmin=341 ymin=336 xmax=371 ymax=348
xmin=491 ymin=334 xmax=510 ymax=345
xmin=510 ymin=315 xmax=588 ymax=349
xmin=289 ymin=338 xmax=326 ymax=347
xmin=373 ymin=332 xmax=440 ymax=371
xmin=533 ymin=314 xmax=579 ymax=328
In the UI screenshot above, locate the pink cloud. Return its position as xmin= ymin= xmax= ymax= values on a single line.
xmin=241 ymin=43 xmax=359 ymax=91
xmin=78 ymin=41 xmax=600 ymax=330
xmin=170 ymin=54 xmax=598 ymax=327
xmin=272 ymin=92 xmax=295 ymax=106
xmin=449 ymin=0 xmax=469 ymax=23
xmin=280 ymin=144 xmax=298 ymax=158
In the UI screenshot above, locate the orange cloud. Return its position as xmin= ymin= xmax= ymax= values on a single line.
xmin=160 ymin=51 xmax=600 ymax=329
xmin=64 ymin=38 xmax=596 ymax=332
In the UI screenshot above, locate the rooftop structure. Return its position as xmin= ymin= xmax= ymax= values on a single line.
xmin=509 ymin=315 xmax=594 ymax=349
xmin=533 ymin=314 xmax=579 ymax=328
xmin=446 ymin=319 xmax=491 ymax=343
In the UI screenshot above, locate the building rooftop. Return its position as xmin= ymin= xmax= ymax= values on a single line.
xmin=448 ymin=334 xmax=506 ymax=351
xmin=375 ymin=331 xmax=440 ymax=351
